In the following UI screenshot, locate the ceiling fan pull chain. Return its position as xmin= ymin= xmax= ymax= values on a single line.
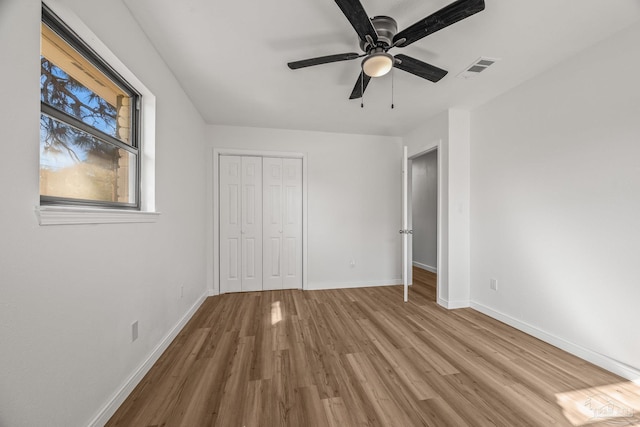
xmin=361 ymin=70 xmax=364 ymax=108
xmin=391 ymin=67 xmax=395 ymax=109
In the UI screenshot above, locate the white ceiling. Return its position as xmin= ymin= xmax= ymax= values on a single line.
xmin=122 ymin=0 xmax=640 ymax=136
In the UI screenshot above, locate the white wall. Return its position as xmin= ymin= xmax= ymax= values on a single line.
xmin=0 ymin=1 xmax=209 ymax=426
xmin=448 ymin=110 xmax=471 ymax=306
xmin=470 ymin=21 xmax=640 ymax=379
xmin=207 ymin=125 xmax=402 ymax=292
xmin=411 ymin=151 xmax=438 ymax=271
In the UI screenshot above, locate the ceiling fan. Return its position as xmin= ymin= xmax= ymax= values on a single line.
xmin=287 ymin=0 xmax=485 ymax=99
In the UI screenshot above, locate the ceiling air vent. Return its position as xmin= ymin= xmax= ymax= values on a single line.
xmin=457 ymin=57 xmax=500 ymax=79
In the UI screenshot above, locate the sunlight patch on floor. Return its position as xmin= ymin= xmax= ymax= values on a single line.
xmin=271 ymin=301 xmax=282 ymax=325
xmin=556 ymin=380 xmax=640 ymax=426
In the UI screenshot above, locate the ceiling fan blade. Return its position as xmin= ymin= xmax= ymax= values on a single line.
xmin=393 ymin=0 xmax=485 ymax=47
xmin=288 ymin=52 xmax=361 ymax=70
xmin=334 ymin=0 xmax=378 ymax=43
xmin=349 ymin=72 xmax=371 ymax=99
xmin=394 ymin=54 xmax=448 ymax=82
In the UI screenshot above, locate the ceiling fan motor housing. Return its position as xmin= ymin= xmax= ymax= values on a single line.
xmin=360 ymin=16 xmax=397 ymax=51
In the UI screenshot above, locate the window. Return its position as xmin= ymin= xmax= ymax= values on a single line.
xmin=40 ymin=5 xmax=140 ymax=209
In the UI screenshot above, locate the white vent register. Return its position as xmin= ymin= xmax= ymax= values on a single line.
xmin=457 ymin=57 xmax=500 ymax=79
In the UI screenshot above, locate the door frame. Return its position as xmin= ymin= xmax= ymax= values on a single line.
xmin=407 ymin=142 xmax=442 ymax=303
xmin=212 ymin=148 xmax=308 ymax=295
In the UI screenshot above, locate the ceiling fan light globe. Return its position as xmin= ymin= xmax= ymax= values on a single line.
xmin=362 ymin=53 xmax=394 ymax=77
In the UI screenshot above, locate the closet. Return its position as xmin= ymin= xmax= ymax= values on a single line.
xmin=219 ymin=155 xmax=302 ymax=293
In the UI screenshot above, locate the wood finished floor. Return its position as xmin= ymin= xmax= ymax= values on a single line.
xmin=107 ymin=268 xmax=639 ymax=426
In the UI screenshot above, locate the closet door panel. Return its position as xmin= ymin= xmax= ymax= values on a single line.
xmin=241 ymin=157 xmax=263 ymax=292
xmin=219 ymin=156 xmax=242 ymax=293
xmin=262 ymin=157 xmax=283 ymax=290
xmin=282 ymin=158 xmax=303 ymax=289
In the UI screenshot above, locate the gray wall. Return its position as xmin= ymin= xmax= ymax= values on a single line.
xmin=412 ymin=151 xmax=438 ymax=272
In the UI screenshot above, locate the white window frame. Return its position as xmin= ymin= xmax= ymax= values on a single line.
xmin=36 ymin=0 xmax=159 ymax=225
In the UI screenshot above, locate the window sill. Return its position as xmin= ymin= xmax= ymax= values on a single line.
xmin=35 ymin=206 xmax=160 ymax=226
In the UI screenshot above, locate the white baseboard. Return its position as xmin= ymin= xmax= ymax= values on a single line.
xmin=306 ymin=278 xmax=402 ymax=291
xmin=87 ymin=292 xmax=208 ymax=427
xmin=437 ymin=297 xmax=470 ymax=309
xmin=471 ymin=301 xmax=640 ymax=381
xmin=413 ymin=261 xmax=437 ymax=273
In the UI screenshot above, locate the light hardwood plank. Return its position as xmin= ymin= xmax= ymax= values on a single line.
xmin=106 ymin=268 xmax=636 ymax=426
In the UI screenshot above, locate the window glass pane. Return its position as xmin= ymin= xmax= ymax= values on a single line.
xmin=40 ymin=23 xmax=132 ymax=145
xmin=40 ymin=114 xmax=136 ymax=204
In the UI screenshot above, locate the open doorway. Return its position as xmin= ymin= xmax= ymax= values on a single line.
xmin=409 ymin=149 xmax=438 ymax=302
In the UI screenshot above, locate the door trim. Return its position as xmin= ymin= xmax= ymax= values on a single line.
xmin=212 ymin=148 xmax=308 ymax=295
xmin=408 ymin=141 xmax=442 ymax=304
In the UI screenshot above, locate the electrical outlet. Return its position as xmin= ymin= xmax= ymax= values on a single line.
xmin=180 ymin=285 xmax=184 ymax=299
xmin=350 ymin=258 xmax=356 ymax=268
xmin=490 ymin=278 xmax=498 ymax=291
xmin=131 ymin=321 xmax=139 ymax=342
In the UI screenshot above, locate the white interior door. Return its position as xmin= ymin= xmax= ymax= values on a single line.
xmin=219 ymin=156 xmax=242 ymax=293
xmin=263 ymin=157 xmax=283 ymax=290
xmin=262 ymin=157 xmax=302 ymax=290
xmin=282 ymin=158 xmax=303 ymax=289
xmin=402 ymin=146 xmax=410 ymax=302
xmin=241 ymin=156 xmax=263 ymax=292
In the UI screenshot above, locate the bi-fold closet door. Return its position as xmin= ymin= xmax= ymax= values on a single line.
xmin=219 ymin=155 xmax=302 ymax=293
xmin=219 ymin=156 xmax=263 ymax=293
xmin=262 ymin=157 xmax=303 ymax=291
